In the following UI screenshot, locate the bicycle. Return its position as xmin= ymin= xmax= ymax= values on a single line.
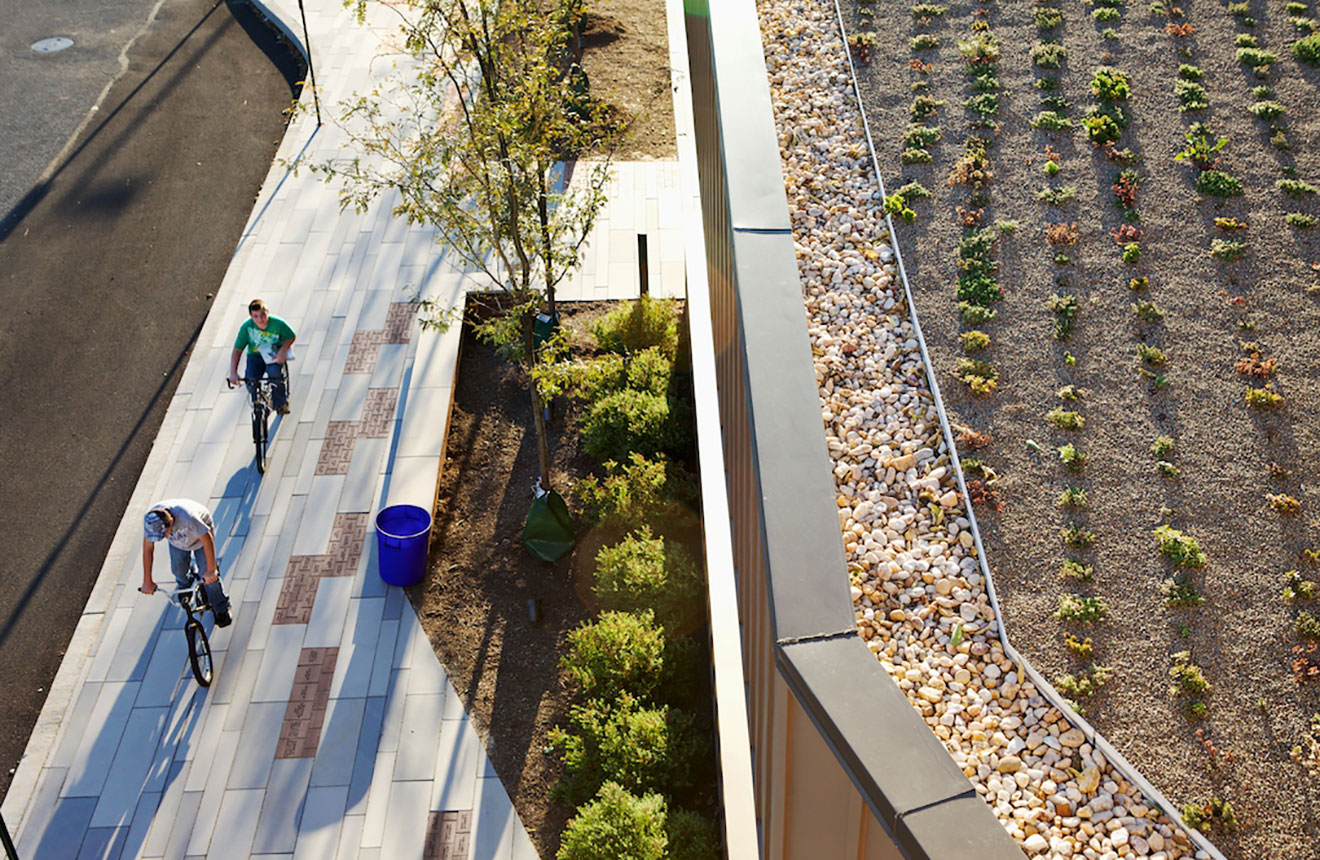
xmin=139 ymin=577 xmax=215 ymax=687
xmin=227 ymin=363 xmax=290 ymax=475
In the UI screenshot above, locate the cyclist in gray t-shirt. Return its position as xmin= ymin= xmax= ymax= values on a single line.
xmin=141 ymin=498 xmax=232 ymax=626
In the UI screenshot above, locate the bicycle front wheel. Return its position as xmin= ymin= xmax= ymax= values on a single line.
xmin=186 ymin=620 xmax=213 ymax=687
xmin=253 ymin=406 xmax=267 ymax=474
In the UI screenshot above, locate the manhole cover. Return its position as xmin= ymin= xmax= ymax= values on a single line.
xmin=31 ymin=37 xmax=75 ymax=54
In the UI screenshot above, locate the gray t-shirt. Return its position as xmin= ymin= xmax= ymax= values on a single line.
xmin=155 ymin=498 xmax=215 ymax=552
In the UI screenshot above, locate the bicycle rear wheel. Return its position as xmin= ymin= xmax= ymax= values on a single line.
xmin=186 ymin=619 xmax=213 ymax=687
xmin=253 ymin=404 xmax=268 ymax=474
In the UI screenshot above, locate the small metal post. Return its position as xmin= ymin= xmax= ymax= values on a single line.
xmin=1 ymin=810 xmax=18 ymax=860
xmin=637 ymin=233 xmax=649 ymax=296
xmin=296 ymin=0 xmax=322 ymax=126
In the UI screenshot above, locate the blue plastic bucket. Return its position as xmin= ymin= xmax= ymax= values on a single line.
xmin=375 ymin=504 xmax=432 ymax=587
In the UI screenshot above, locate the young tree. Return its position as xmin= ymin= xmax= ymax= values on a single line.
xmin=312 ymin=0 xmax=620 ymax=488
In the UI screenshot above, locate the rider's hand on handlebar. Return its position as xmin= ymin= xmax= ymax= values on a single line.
xmin=226 ymin=372 xmax=240 ymax=388
xmin=139 ymin=582 xmax=158 ymax=596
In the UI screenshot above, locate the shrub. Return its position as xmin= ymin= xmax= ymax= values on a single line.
xmin=1248 ymin=100 xmax=1287 ymax=120
xmin=1130 ymin=276 xmax=1148 ymax=290
xmin=1094 ymin=6 xmax=1121 ymax=20
xmin=1122 ymin=243 xmax=1142 ymax=263
xmin=1056 ymin=594 xmax=1109 ymax=623
xmin=1196 ymin=170 xmax=1244 ymax=197
xmin=1278 ymin=178 xmax=1319 ymax=195
xmin=910 ymin=95 xmax=944 ymax=120
xmin=1048 ymin=293 xmax=1080 ymax=340
xmin=911 ymin=34 xmax=940 ymax=50
xmin=1237 ymin=46 xmax=1277 ymax=68
xmin=594 ymin=528 xmax=703 ymax=632
xmin=1287 ymin=1 xmax=1311 ymax=13
xmin=563 ymin=611 xmax=667 ymax=702
xmin=957 ymin=32 xmax=1001 ymax=64
xmin=1269 ymin=493 xmax=1302 ymax=514
xmin=1287 ymin=213 xmax=1319 ymax=228
xmin=1036 ymin=7 xmax=1063 ymax=29
xmin=1056 ymin=664 xmax=1113 ymax=698
xmin=557 ymin=782 xmax=667 ymax=860
xmin=903 ymin=124 xmax=942 ymax=147
xmin=1059 ymin=443 xmax=1087 ymax=472
xmin=1061 ymin=558 xmax=1095 ymax=581
xmin=947 ymin=138 xmax=993 ymax=188
xmin=1132 ymin=300 xmax=1164 ymax=322
xmin=1058 ymin=487 xmax=1089 ymax=508
xmin=1236 ymin=34 xmax=1259 ymax=48
xmin=1047 ymin=407 xmax=1084 ymax=430
xmin=1175 ymin=131 xmax=1227 ymax=170
xmin=1163 ymin=574 xmax=1204 ymax=607
xmin=960 ymin=330 xmax=991 ymax=352
xmin=956 ymin=358 xmax=998 ymax=395
xmin=1065 ymin=632 xmax=1094 ymax=658
xmin=1152 ymin=436 xmax=1175 ymax=458
xmin=594 ymin=296 xmax=679 ymax=358
xmin=582 ymin=389 xmax=676 ymax=462
xmin=1294 ymin=31 xmax=1320 ymax=64
xmin=901 ymin=148 xmax=933 ymax=164
xmin=1209 ymin=239 xmax=1248 ymax=261
xmin=1031 ymin=111 xmax=1075 ymax=130
xmin=666 ymin=810 xmax=720 ymax=860
xmin=1244 ymin=385 xmax=1284 ymax=408
xmin=1169 ymin=650 xmax=1211 ymax=697
xmin=1294 ymin=16 xmax=1318 ymax=33
xmin=910 ymin=3 xmax=948 ymax=16
xmin=1033 ymin=42 xmax=1068 ymax=68
xmin=550 ymin=694 xmax=704 ymax=802
xmin=1176 ymin=80 xmax=1209 ymax=110
xmin=1090 ymin=66 xmax=1132 ymax=101
xmin=957 ymin=270 xmax=1002 ymax=306
xmin=1178 ymin=63 xmax=1203 ymax=80
xmin=1299 ymin=610 xmax=1320 ymax=640
xmin=576 ymin=453 xmax=699 ymax=534
xmin=1155 ymin=524 xmax=1207 ymax=568
xmin=964 ymin=92 xmax=1000 ymax=120
xmin=1044 ymin=222 xmax=1080 ymax=245
xmin=1082 ymin=113 xmax=1123 ymax=145
xmin=959 ymin=302 xmax=997 ymax=324
xmin=1038 ymin=185 xmax=1077 ymax=204
xmin=1137 ymin=343 xmax=1166 ymax=365
xmin=996 ymin=219 xmax=1019 ymax=234
xmin=894 ymin=181 xmax=932 ymax=200
xmin=1062 ymin=523 xmax=1097 ymax=548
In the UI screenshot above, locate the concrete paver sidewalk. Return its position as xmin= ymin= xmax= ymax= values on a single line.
xmin=1 ymin=0 xmax=690 ymax=857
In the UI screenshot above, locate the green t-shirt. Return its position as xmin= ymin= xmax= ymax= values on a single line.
xmin=234 ymin=315 xmax=296 ymax=362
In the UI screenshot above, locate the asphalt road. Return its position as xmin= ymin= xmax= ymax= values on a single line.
xmin=0 ymin=0 xmax=302 ymax=800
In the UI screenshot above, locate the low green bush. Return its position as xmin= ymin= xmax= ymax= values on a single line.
xmin=575 ymin=452 xmax=698 ymax=534
xmin=1031 ymin=111 xmax=1075 ymax=130
xmin=550 ymin=694 xmax=704 ymax=802
xmin=1294 ymin=31 xmax=1320 ymax=64
xmin=1033 ymin=42 xmax=1067 ymax=68
xmin=667 ymin=810 xmax=721 ymax=860
xmin=1248 ymin=100 xmax=1287 ymax=120
xmin=562 ymin=610 xmax=666 ymax=702
xmin=582 ymin=388 xmax=675 ymax=462
xmin=594 ymin=528 xmax=704 ymax=633
xmin=593 ymin=296 xmax=679 ymax=358
xmin=558 ymin=781 xmax=667 ymax=860
xmin=1196 ymin=170 xmax=1244 ymax=197
xmin=903 ymin=124 xmax=942 ymax=147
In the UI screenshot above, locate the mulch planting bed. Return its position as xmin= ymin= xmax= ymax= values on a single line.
xmin=840 ymin=0 xmax=1320 ymax=856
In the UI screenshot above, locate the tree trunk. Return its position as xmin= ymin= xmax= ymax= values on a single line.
xmin=523 ymin=312 xmax=553 ymax=489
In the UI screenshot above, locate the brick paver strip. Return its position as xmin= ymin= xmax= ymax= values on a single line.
xmin=275 ymin=647 xmax=339 ymax=759
xmin=384 ymin=302 xmax=417 ymax=344
xmin=359 ymin=388 xmax=398 ymax=437
xmin=423 ymin=810 xmax=472 ymax=860
xmin=315 ymin=420 xmax=360 ymax=475
xmin=344 ymin=329 xmax=387 ymax=374
xmin=273 ymin=514 xmax=368 ymax=623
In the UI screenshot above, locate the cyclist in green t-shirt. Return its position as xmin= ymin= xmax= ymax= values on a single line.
xmin=227 ymin=298 xmax=296 ymax=413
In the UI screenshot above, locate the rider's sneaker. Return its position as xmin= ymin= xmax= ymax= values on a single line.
xmin=214 ymin=609 xmax=233 ymax=628
xmin=277 ymin=404 xmax=291 ymax=415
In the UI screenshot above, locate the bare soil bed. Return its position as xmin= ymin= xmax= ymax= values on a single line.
xmin=841 ymin=1 xmax=1320 ymax=857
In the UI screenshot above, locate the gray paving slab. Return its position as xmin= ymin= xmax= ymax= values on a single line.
xmin=292 ymin=785 xmax=348 ymax=860
xmin=329 ymin=598 xmax=385 ymax=701
xmin=251 ymin=758 xmax=313 ymax=855
xmin=394 ymin=693 xmax=444 ymax=783
xmin=341 ymin=437 xmax=387 ymax=514
xmin=471 ymin=772 xmax=517 ymax=860
xmin=305 ymin=576 xmax=355 ymax=649
xmin=366 ymin=618 xmax=399 ymax=699
xmin=430 ymin=717 xmax=478 ymax=813
xmin=184 ymin=705 xmax=232 ymax=790
xmin=377 ymin=670 xmax=410 ymax=755
xmin=335 ymin=814 xmax=365 ymax=860
xmin=141 ymin=760 xmax=189 ymax=857
xmin=78 ymin=824 xmax=127 ymax=860
xmin=309 ymin=696 xmax=366 ymax=788
xmin=357 ymin=751 xmax=394 ymax=849
xmin=252 ymin=625 xmax=307 ymax=703
xmin=185 ymin=730 xmax=240 ymax=856
xmin=64 ymin=682 xmax=140 ymax=798
xmin=91 ymin=706 xmax=169 ymax=827
xmin=227 ymin=701 xmax=287 ymax=790
xmin=379 ymin=779 xmax=430 ymax=859
xmin=125 ymin=789 xmax=161 ymax=860
xmin=162 ymin=791 xmax=203 ymax=860
xmin=292 ymin=475 xmax=345 ymax=555
xmin=206 ymin=788 xmax=265 ymax=860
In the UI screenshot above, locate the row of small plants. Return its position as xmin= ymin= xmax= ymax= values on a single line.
xmin=536 ymin=298 xmax=720 ymax=860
